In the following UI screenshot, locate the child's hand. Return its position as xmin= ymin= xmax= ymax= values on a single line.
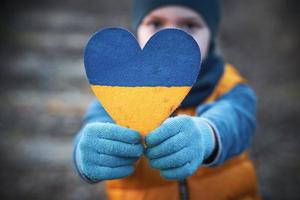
xmin=145 ymin=115 xmax=215 ymax=180
xmin=76 ymin=123 xmax=144 ymax=182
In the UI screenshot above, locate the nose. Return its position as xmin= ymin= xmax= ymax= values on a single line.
xmin=165 ymin=23 xmax=178 ymax=29
xmin=163 ymin=22 xmax=189 ymax=33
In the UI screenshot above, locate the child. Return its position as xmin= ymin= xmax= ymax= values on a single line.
xmin=73 ymin=0 xmax=261 ymax=199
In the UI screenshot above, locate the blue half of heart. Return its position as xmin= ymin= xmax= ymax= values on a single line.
xmin=84 ymin=27 xmax=201 ymax=87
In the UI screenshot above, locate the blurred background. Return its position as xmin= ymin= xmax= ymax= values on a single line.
xmin=0 ymin=0 xmax=299 ymax=199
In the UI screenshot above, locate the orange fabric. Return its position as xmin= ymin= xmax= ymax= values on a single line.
xmin=104 ymin=64 xmax=261 ymax=200
xmin=202 ymin=63 xmax=247 ymax=103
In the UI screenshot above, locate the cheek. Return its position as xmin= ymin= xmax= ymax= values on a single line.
xmin=191 ymin=29 xmax=211 ymax=60
xmin=137 ymin=26 xmax=156 ymax=48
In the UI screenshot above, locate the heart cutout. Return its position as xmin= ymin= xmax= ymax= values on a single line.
xmin=84 ymin=27 xmax=201 ymax=136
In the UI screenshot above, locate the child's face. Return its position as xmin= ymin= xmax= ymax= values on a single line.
xmin=137 ymin=6 xmax=211 ymax=60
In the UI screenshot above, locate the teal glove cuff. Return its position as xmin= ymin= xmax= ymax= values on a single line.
xmin=192 ymin=117 xmax=216 ymax=160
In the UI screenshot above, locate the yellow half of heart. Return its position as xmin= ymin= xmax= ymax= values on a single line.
xmin=91 ymin=85 xmax=191 ymax=136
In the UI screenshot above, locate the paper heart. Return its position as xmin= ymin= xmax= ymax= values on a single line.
xmin=84 ymin=27 xmax=201 ymax=136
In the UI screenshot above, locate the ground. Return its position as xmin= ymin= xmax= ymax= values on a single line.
xmin=0 ymin=0 xmax=299 ymax=199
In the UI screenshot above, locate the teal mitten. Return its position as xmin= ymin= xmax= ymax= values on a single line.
xmin=145 ymin=115 xmax=215 ymax=180
xmin=75 ymin=122 xmax=144 ymax=182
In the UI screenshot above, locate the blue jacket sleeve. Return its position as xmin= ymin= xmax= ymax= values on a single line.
xmin=196 ymin=83 xmax=257 ymax=166
xmin=72 ymin=100 xmax=114 ymax=183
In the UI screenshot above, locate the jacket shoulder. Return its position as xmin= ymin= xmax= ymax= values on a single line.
xmin=204 ymin=64 xmax=246 ymax=103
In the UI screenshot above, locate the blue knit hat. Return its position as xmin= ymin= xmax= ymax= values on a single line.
xmin=132 ymin=0 xmax=222 ymax=38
